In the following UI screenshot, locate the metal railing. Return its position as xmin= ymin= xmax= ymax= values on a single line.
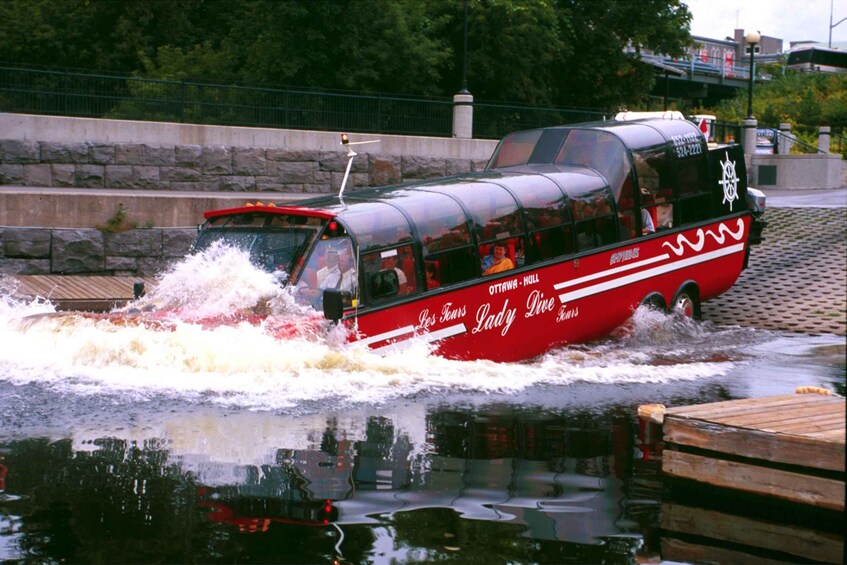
xmin=0 ymin=65 xmax=616 ymax=140
xmin=0 ymin=66 xmax=455 ymax=136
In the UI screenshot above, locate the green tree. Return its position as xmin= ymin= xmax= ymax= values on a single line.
xmin=1 ymin=0 xmax=695 ymax=110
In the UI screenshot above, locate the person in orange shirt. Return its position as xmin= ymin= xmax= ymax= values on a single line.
xmin=483 ymin=242 xmax=515 ymax=276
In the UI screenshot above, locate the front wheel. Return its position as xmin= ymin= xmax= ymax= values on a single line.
xmin=671 ymin=290 xmax=700 ymax=320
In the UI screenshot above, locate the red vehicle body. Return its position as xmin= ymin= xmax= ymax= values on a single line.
xmin=192 ymin=117 xmax=766 ymax=362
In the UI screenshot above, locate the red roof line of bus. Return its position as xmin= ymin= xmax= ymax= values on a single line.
xmin=203 ymin=204 xmax=335 ymax=220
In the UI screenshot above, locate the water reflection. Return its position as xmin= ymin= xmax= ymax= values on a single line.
xmin=0 ymin=403 xmax=670 ymax=563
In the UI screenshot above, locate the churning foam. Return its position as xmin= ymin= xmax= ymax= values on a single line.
xmin=0 ymin=245 xmax=756 ymax=411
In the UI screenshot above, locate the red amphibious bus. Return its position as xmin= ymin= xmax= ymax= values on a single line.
xmin=192 ymin=117 xmax=767 ymax=362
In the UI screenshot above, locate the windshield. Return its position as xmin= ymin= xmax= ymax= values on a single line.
xmin=193 ymin=212 xmax=324 ymax=278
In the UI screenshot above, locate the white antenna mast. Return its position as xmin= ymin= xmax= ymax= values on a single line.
xmin=337 ymin=133 xmax=380 ymax=200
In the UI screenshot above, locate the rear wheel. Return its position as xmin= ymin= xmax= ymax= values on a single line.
xmin=671 ymin=289 xmax=700 ymax=319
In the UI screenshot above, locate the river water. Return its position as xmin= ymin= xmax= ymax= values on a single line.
xmin=1 ymin=246 xmax=844 ymax=564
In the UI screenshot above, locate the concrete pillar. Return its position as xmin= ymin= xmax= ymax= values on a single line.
xmin=779 ymin=122 xmax=793 ymax=155
xmin=818 ymin=126 xmax=831 ymax=153
xmin=452 ymin=92 xmax=474 ymax=139
xmin=742 ymin=118 xmax=757 ymax=156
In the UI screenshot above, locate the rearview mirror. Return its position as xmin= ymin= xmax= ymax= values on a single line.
xmin=322 ymin=289 xmax=344 ymax=322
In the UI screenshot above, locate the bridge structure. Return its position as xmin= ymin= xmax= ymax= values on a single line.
xmin=639 ymin=53 xmax=758 ymax=107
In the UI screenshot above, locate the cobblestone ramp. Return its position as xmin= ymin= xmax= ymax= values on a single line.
xmin=702 ymin=207 xmax=846 ymax=336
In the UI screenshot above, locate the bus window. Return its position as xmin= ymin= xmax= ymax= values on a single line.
xmin=487 ymin=129 xmax=543 ymax=168
xmin=338 ymin=202 xmax=413 ymax=252
xmin=526 ymin=226 xmax=574 ymax=263
xmin=512 ymin=175 xmax=569 ymax=231
xmin=676 ymin=151 xmax=712 ymax=225
xmin=295 ymin=237 xmax=357 ymax=309
xmin=443 ymin=182 xmax=524 ymax=241
xmin=572 ymin=188 xmax=617 ymax=251
xmin=421 ymin=247 xmax=477 ymax=287
xmin=633 ymin=146 xmax=675 ymax=233
xmin=361 ymin=246 xmax=417 ymax=302
xmin=480 ymin=238 xmax=520 ymax=275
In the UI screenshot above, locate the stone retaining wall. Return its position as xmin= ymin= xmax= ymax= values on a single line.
xmin=0 ymin=138 xmax=488 ymax=194
xmin=0 ymin=226 xmax=195 ymax=276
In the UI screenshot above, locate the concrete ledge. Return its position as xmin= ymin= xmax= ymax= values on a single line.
xmin=0 ymin=185 xmax=313 ymax=228
xmin=0 ymin=112 xmax=499 ymax=160
xmin=751 ymin=153 xmax=845 ymax=190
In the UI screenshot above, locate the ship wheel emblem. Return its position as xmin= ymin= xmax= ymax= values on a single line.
xmin=719 ymin=151 xmax=739 ymax=211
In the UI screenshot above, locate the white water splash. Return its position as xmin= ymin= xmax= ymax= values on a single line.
xmin=0 ymin=246 xmax=768 ymax=411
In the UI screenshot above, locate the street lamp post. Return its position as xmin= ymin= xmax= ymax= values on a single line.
xmin=745 ymin=30 xmax=761 ymax=119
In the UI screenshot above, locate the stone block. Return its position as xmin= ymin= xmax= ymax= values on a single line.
xmin=320 ymin=152 xmax=367 ymax=173
xmin=88 ymin=143 xmax=116 ymax=165
xmin=51 ymin=229 xmax=105 ymax=273
xmin=105 ymin=255 xmax=138 ymax=272
xmin=132 ymin=166 xmax=164 ymax=189
xmin=105 ymin=229 xmax=162 ymax=257
xmin=105 ymin=165 xmax=134 ymax=189
xmin=202 ymin=146 xmax=232 ymax=174
xmin=369 ymin=155 xmax=401 ymax=186
xmin=0 ymin=164 xmax=24 ymax=184
xmin=266 ymin=149 xmax=321 ymax=162
xmin=0 ymin=258 xmax=51 ymax=275
xmin=162 ymin=229 xmax=195 ymax=257
xmin=115 ymin=143 xmax=146 ymax=165
xmin=75 ymin=165 xmax=105 ymax=188
xmin=254 ymin=177 xmax=287 ymax=191
xmin=402 ymin=156 xmax=445 ymax=180
xmin=271 ymin=161 xmax=316 ymax=183
xmin=3 ymin=228 xmax=52 ymax=258
xmin=445 ymin=158 xmax=472 ymax=176
xmin=471 ymin=159 xmax=489 ymax=172
xmin=160 ymin=166 xmax=202 ymax=182
xmin=137 ymin=256 xmax=171 ymax=276
xmin=233 ymin=147 xmax=267 ymax=175
xmin=175 ymin=145 xmax=203 ymax=167
xmin=23 ymin=164 xmax=52 ymax=186
xmin=40 ymin=142 xmax=89 ymax=163
xmin=0 ymin=139 xmax=39 ymax=164
xmin=52 ymin=164 xmax=76 ymax=187
xmin=143 ymin=145 xmax=175 ymax=166
xmin=219 ymin=175 xmax=256 ymax=191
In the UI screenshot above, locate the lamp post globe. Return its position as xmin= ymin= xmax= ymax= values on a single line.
xmin=745 ymin=31 xmax=761 ymax=119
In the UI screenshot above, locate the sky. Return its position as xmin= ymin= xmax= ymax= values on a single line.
xmin=683 ymin=0 xmax=847 ymax=46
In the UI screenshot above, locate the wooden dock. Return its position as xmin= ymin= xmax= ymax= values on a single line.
xmin=660 ymin=392 xmax=845 ymax=511
xmin=10 ymin=275 xmax=156 ymax=311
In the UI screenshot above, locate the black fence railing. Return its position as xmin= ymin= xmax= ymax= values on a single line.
xmin=0 ymin=66 xmax=617 ymax=140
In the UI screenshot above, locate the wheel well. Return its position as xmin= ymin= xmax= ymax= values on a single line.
xmin=640 ymin=292 xmax=666 ymax=310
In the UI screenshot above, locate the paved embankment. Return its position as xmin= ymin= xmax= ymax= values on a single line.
xmin=702 ymin=207 xmax=846 ymax=336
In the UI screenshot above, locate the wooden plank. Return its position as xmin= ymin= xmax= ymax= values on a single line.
xmin=670 ymin=395 xmax=834 ymax=420
xmin=660 ymin=537 xmax=798 ymax=565
xmin=721 ymin=403 xmax=845 ymax=428
xmin=663 ymin=450 xmax=845 ymax=511
xmin=12 ymin=275 xmax=157 ymax=311
xmin=660 ymin=503 xmax=844 ymax=564
xmin=666 ymin=394 xmax=806 ymax=416
xmin=663 ymin=416 xmax=845 ymax=472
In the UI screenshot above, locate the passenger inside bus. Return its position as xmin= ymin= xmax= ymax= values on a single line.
xmin=297 ymin=239 xmax=355 ymax=307
xmin=482 ymin=241 xmax=515 ymax=275
xmin=380 ymin=252 xmax=410 ymax=294
xmin=425 ymin=261 xmax=440 ymax=289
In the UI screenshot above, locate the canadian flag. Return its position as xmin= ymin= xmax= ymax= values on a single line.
xmin=699 ymin=118 xmax=710 ymax=142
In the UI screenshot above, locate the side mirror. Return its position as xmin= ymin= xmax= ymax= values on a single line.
xmin=322 ymin=289 xmax=344 ymax=322
xmin=369 ymin=269 xmax=399 ymax=299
